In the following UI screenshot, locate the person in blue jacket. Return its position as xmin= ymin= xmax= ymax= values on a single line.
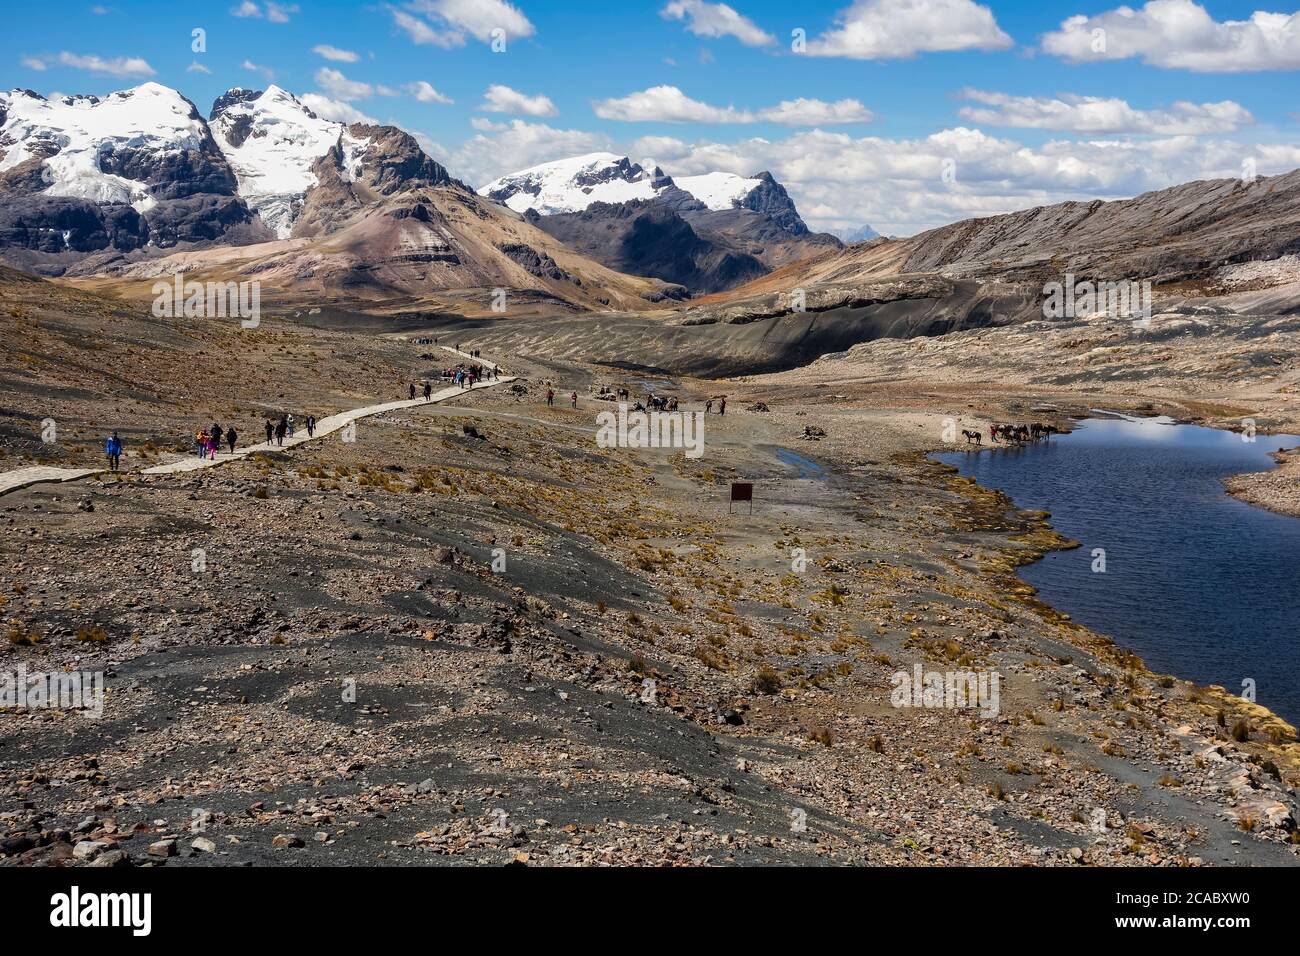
xmin=104 ymin=432 xmax=122 ymax=472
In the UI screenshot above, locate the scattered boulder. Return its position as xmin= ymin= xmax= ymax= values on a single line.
xmin=88 ymin=849 xmax=131 ymax=868
xmin=147 ymin=839 xmax=176 ymax=858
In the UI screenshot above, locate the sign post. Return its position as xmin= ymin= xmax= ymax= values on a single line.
xmin=730 ymin=481 xmax=754 ymax=515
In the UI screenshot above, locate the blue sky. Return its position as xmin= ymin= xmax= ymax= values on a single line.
xmin=4 ymin=0 xmax=1299 ymax=234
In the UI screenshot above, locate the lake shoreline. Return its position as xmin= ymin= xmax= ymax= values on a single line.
xmin=928 ymin=417 xmax=1300 ymax=753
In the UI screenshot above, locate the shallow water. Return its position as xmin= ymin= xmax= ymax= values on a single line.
xmin=775 ymin=447 xmax=827 ymax=479
xmin=937 ymin=418 xmax=1300 ymax=722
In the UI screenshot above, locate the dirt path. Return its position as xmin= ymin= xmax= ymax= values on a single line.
xmin=0 ymin=347 xmax=511 ymax=494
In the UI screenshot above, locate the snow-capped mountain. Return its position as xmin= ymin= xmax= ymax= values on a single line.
xmin=479 ymin=153 xmax=773 ymax=218
xmin=836 ymin=223 xmax=881 ymax=244
xmin=209 ymin=85 xmax=374 ymax=239
xmin=0 ymin=82 xmax=254 ymax=265
xmin=0 ymin=82 xmax=467 ymax=273
xmin=479 ymin=153 xmax=670 ymax=215
xmin=0 ymin=81 xmax=683 ymax=311
xmin=0 ymin=83 xmax=213 ymax=211
xmin=480 ymin=153 xmax=839 ymax=294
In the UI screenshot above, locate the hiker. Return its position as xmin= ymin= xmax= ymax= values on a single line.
xmin=226 ymin=426 xmax=238 ymax=454
xmin=206 ymin=429 xmax=218 ymax=460
xmin=547 ymin=388 xmax=555 ymax=407
xmin=719 ymin=397 xmax=726 ymax=416
xmin=705 ymin=399 xmax=713 ymax=414
xmin=409 ymin=383 xmax=416 ymax=400
xmin=264 ymin=419 xmax=274 ymax=445
xmin=570 ymin=391 xmax=578 ymax=409
xmin=424 ymin=381 xmax=432 ymax=401
xmin=195 ymin=427 xmax=208 ymax=458
xmin=275 ymin=416 xmax=287 ymax=447
xmin=306 ymin=415 xmax=316 ymax=438
xmin=211 ymin=424 xmax=224 ymax=454
xmin=104 ymin=431 xmax=122 ymax=472
xmin=286 ymin=414 xmax=295 ymax=439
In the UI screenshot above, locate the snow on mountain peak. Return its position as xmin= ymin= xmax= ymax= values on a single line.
xmin=478 ymin=152 xmax=668 ymax=215
xmin=478 ymin=153 xmax=769 ymax=216
xmin=673 ymin=172 xmax=763 ymax=212
xmin=0 ymin=82 xmax=207 ymax=211
xmin=209 ymin=85 xmax=351 ymax=238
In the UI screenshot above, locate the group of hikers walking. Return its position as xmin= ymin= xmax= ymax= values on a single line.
xmin=260 ymin=413 xmax=316 ymax=448
xmin=194 ymin=423 xmax=239 ymax=460
xmin=191 ymin=413 xmax=318 ymax=460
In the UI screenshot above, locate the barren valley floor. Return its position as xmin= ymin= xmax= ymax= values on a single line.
xmin=2 ymin=285 xmax=1300 ymax=867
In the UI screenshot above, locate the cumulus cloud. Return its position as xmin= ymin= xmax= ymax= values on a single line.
xmin=660 ymin=0 xmax=774 ymax=46
xmin=593 ymin=86 xmax=873 ymax=125
xmin=300 ymin=93 xmax=378 ymax=124
xmin=186 ymin=60 xmax=213 ymax=74
xmin=451 ymin=119 xmax=613 ymax=184
xmin=312 ymin=44 xmax=360 ymax=62
xmin=231 ymin=1 xmax=297 ymax=21
xmin=53 ymin=52 xmax=155 ymax=77
xmin=806 ymin=0 xmax=1012 ymax=59
xmin=390 ymin=0 xmax=536 ymax=48
xmin=480 ymin=84 xmax=557 ymax=117
xmin=462 ymin=124 xmax=1300 ymax=235
xmin=630 ymin=127 xmax=1300 ymax=236
xmin=242 ymin=59 xmax=275 ymax=81
xmin=1041 ymin=0 xmax=1300 ymax=72
xmin=20 ymin=56 xmax=47 ymax=71
xmin=956 ymin=89 xmax=1254 ymax=135
xmin=761 ymin=97 xmax=876 ymax=125
xmin=407 ymin=80 xmax=454 ymax=104
xmin=314 ymin=67 xmax=373 ymax=101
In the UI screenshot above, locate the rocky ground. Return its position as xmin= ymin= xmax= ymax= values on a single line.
xmin=2 ymin=275 xmax=1299 ymax=867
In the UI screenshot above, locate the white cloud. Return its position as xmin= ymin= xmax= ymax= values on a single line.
xmin=21 ymin=56 xmax=47 ymax=71
xmin=1042 ymin=0 xmax=1300 ymax=72
xmin=407 ymin=80 xmax=455 ymax=105
xmin=761 ymin=97 xmax=875 ymax=125
xmin=390 ymin=8 xmax=463 ymax=47
xmin=638 ymin=127 xmax=1300 ymax=236
xmin=242 ymin=59 xmax=275 ymax=81
xmin=312 ymin=44 xmax=360 ymax=62
xmin=451 ymin=119 xmax=613 ymax=185
xmin=956 ymin=89 xmax=1254 ymax=135
xmin=594 ymin=86 xmax=873 ymax=125
xmin=315 ymin=67 xmax=373 ymax=101
xmin=447 ymin=106 xmax=1300 ymax=237
xmin=186 ymin=60 xmax=213 ymax=74
xmin=300 ymin=94 xmax=378 ymax=124
xmin=392 ymin=0 xmax=536 ymax=48
xmin=231 ymin=1 xmax=297 ymax=21
xmin=595 ymin=86 xmax=751 ymax=123
xmin=480 ymin=83 xmax=557 ymax=117
xmin=55 ymin=52 xmax=155 ymax=77
xmin=264 ymin=1 xmax=297 ymax=22
xmin=660 ymin=1 xmax=774 ymax=46
xmin=806 ymin=0 xmax=1012 ymax=59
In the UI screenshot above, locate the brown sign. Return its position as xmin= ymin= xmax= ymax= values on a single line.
xmin=730 ymin=481 xmax=754 ymax=514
